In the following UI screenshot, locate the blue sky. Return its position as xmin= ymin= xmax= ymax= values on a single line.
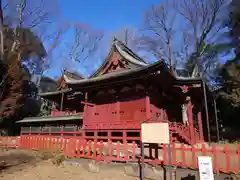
xmin=59 ymin=0 xmax=160 ymax=33
xmin=46 ymin=0 xmax=162 ymax=78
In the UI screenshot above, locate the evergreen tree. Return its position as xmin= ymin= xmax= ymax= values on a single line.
xmin=215 ymin=0 xmax=240 ymax=140
xmin=218 ymin=0 xmax=240 ymax=108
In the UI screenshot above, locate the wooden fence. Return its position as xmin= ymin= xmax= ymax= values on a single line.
xmin=0 ymin=136 xmax=20 ymax=149
xmin=0 ymin=134 xmax=239 ymax=174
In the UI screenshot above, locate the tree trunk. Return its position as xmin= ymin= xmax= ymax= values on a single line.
xmin=168 ymin=40 xmax=172 ymax=70
xmin=0 ymin=0 xmax=4 ymax=60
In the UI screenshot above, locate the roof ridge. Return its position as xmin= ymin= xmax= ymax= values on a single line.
xmin=65 ymin=60 xmax=166 ymax=86
xmin=89 ymin=42 xmax=116 ymax=78
xmin=113 ymin=38 xmax=147 ymax=64
xmin=64 ymin=70 xmax=85 ymax=79
xmin=89 ymin=38 xmax=148 ymax=78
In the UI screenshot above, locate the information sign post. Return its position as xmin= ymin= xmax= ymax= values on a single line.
xmin=141 ymin=123 xmax=170 ymax=180
xmin=198 ymin=156 xmax=214 ymax=180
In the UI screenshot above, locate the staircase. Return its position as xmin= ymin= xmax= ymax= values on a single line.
xmin=169 ymin=122 xmax=200 ymax=145
xmin=169 ymin=123 xmax=190 ymax=144
xmin=144 ymin=117 xmax=200 ymax=145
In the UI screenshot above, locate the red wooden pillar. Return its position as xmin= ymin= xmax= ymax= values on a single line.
xmin=116 ymin=101 xmax=120 ymax=122
xmin=197 ymin=112 xmax=204 ymax=142
xmin=145 ymin=95 xmax=151 ymax=120
xmin=186 ymin=97 xmax=195 ymax=145
xmin=82 ymin=92 xmax=88 ymax=127
xmin=19 ymin=127 xmax=23 ymax=148
xmin=116 ymin=89 xmax=120 ymax=123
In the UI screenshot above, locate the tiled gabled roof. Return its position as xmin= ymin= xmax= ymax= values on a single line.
xmin=63 ymin=70 xmax=85 ymax=81
xmin=64 ymin=60 xmax=166 ymax=87
xmin=90 ymin=38 xmax=148 ymax=78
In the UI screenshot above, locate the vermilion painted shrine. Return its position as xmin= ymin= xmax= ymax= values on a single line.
xmin=17 ymin=38 xmax=213 ymax=145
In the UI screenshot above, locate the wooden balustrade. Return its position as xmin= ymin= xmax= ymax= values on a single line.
xmin=51 ymin=110 xmax=80 ymax=116
xmin=15 ymin=133 xmax=240 ymax=173
xmin=0 ymin=136 xmax=20 ymax=149
xmin=0 ymin=132 xmax=240 ymax=173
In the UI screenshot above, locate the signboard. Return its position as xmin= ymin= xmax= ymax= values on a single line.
xmin=198 ymin=156 xmax=214 ymax=180
xmin=141 ymin=123 xmax=169 ymax=144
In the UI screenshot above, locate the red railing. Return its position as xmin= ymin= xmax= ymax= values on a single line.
xmin=0 ymin=136 xmax=20 ymax=149
xmin=1 ymin=129 xmax=236 ymax=173
xmin=22 ymin=121 xmax=200 ymax=145
xmin=51 ymin=110 xmax=80 ymax=116
xmin=1 ymin=129 xmax=239 ymax=173
xmin=169 ymin=122 xmax=202 ymax=144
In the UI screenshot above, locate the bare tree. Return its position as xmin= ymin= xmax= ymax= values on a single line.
xmin=136 ymin=0 xmax=181 ymax=68
xmin=0 ymin=0 xmax=4 ymax=60
xmin=38 ymin=22 xmax=70 ymax=75
xmin=3 ymin=0 xmax=59 ymax=29
xmin=175 ymin=0 xmax=228 ymax=75
xmin=137 ymin=0 xmax=228 ymax=75
xmin=0 ymin=0 xmax=67 ymax=76
xmin=61 ymin=23 xmax=104 ymax=73
xmin=0 ymin=0 xmax=67 ymax=121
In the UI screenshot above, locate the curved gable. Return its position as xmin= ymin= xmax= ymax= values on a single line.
xmin=90 ymin=38 xmax=148 ymax=78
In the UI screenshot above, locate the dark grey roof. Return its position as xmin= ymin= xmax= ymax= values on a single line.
xmin=39 ymin=76 xmax=57 ymax=93
xmin=175 ymin=77 xmax=202 ymax=84
xmin=90 ymin=38 xmax=148 ymax=78
xmin=63 ymin=70 xmax=85 ymax=80
xmin=114 ymin=38 xmax=148 ymax=65
xmin=41 ymin=76 xmax=56 ymax=83
xmin=63 ymin=59 xmax=208 ymax=93
xmin=16 ymin=114 xmax=83 ymax=123
xmin=39 ymin=88 xmax=72 ymax=97
xmin=64 ymin=60 xmax=165 ymax=87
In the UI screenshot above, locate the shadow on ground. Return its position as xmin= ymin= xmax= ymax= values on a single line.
xmin=0 ymin=149 xmax=52 ymax=173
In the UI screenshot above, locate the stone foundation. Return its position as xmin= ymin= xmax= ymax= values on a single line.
xmin=62 ymin=159 xmax=234 ymax=180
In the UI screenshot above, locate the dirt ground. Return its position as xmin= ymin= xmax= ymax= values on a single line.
xmin=0 ymin=149 xmax=236 ymax=180
xmin=0 ymin=149 xmax=138 ymax=180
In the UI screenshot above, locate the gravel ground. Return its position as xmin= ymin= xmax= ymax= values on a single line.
xmin=0 ymin=149 xmax=138 ymax=180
